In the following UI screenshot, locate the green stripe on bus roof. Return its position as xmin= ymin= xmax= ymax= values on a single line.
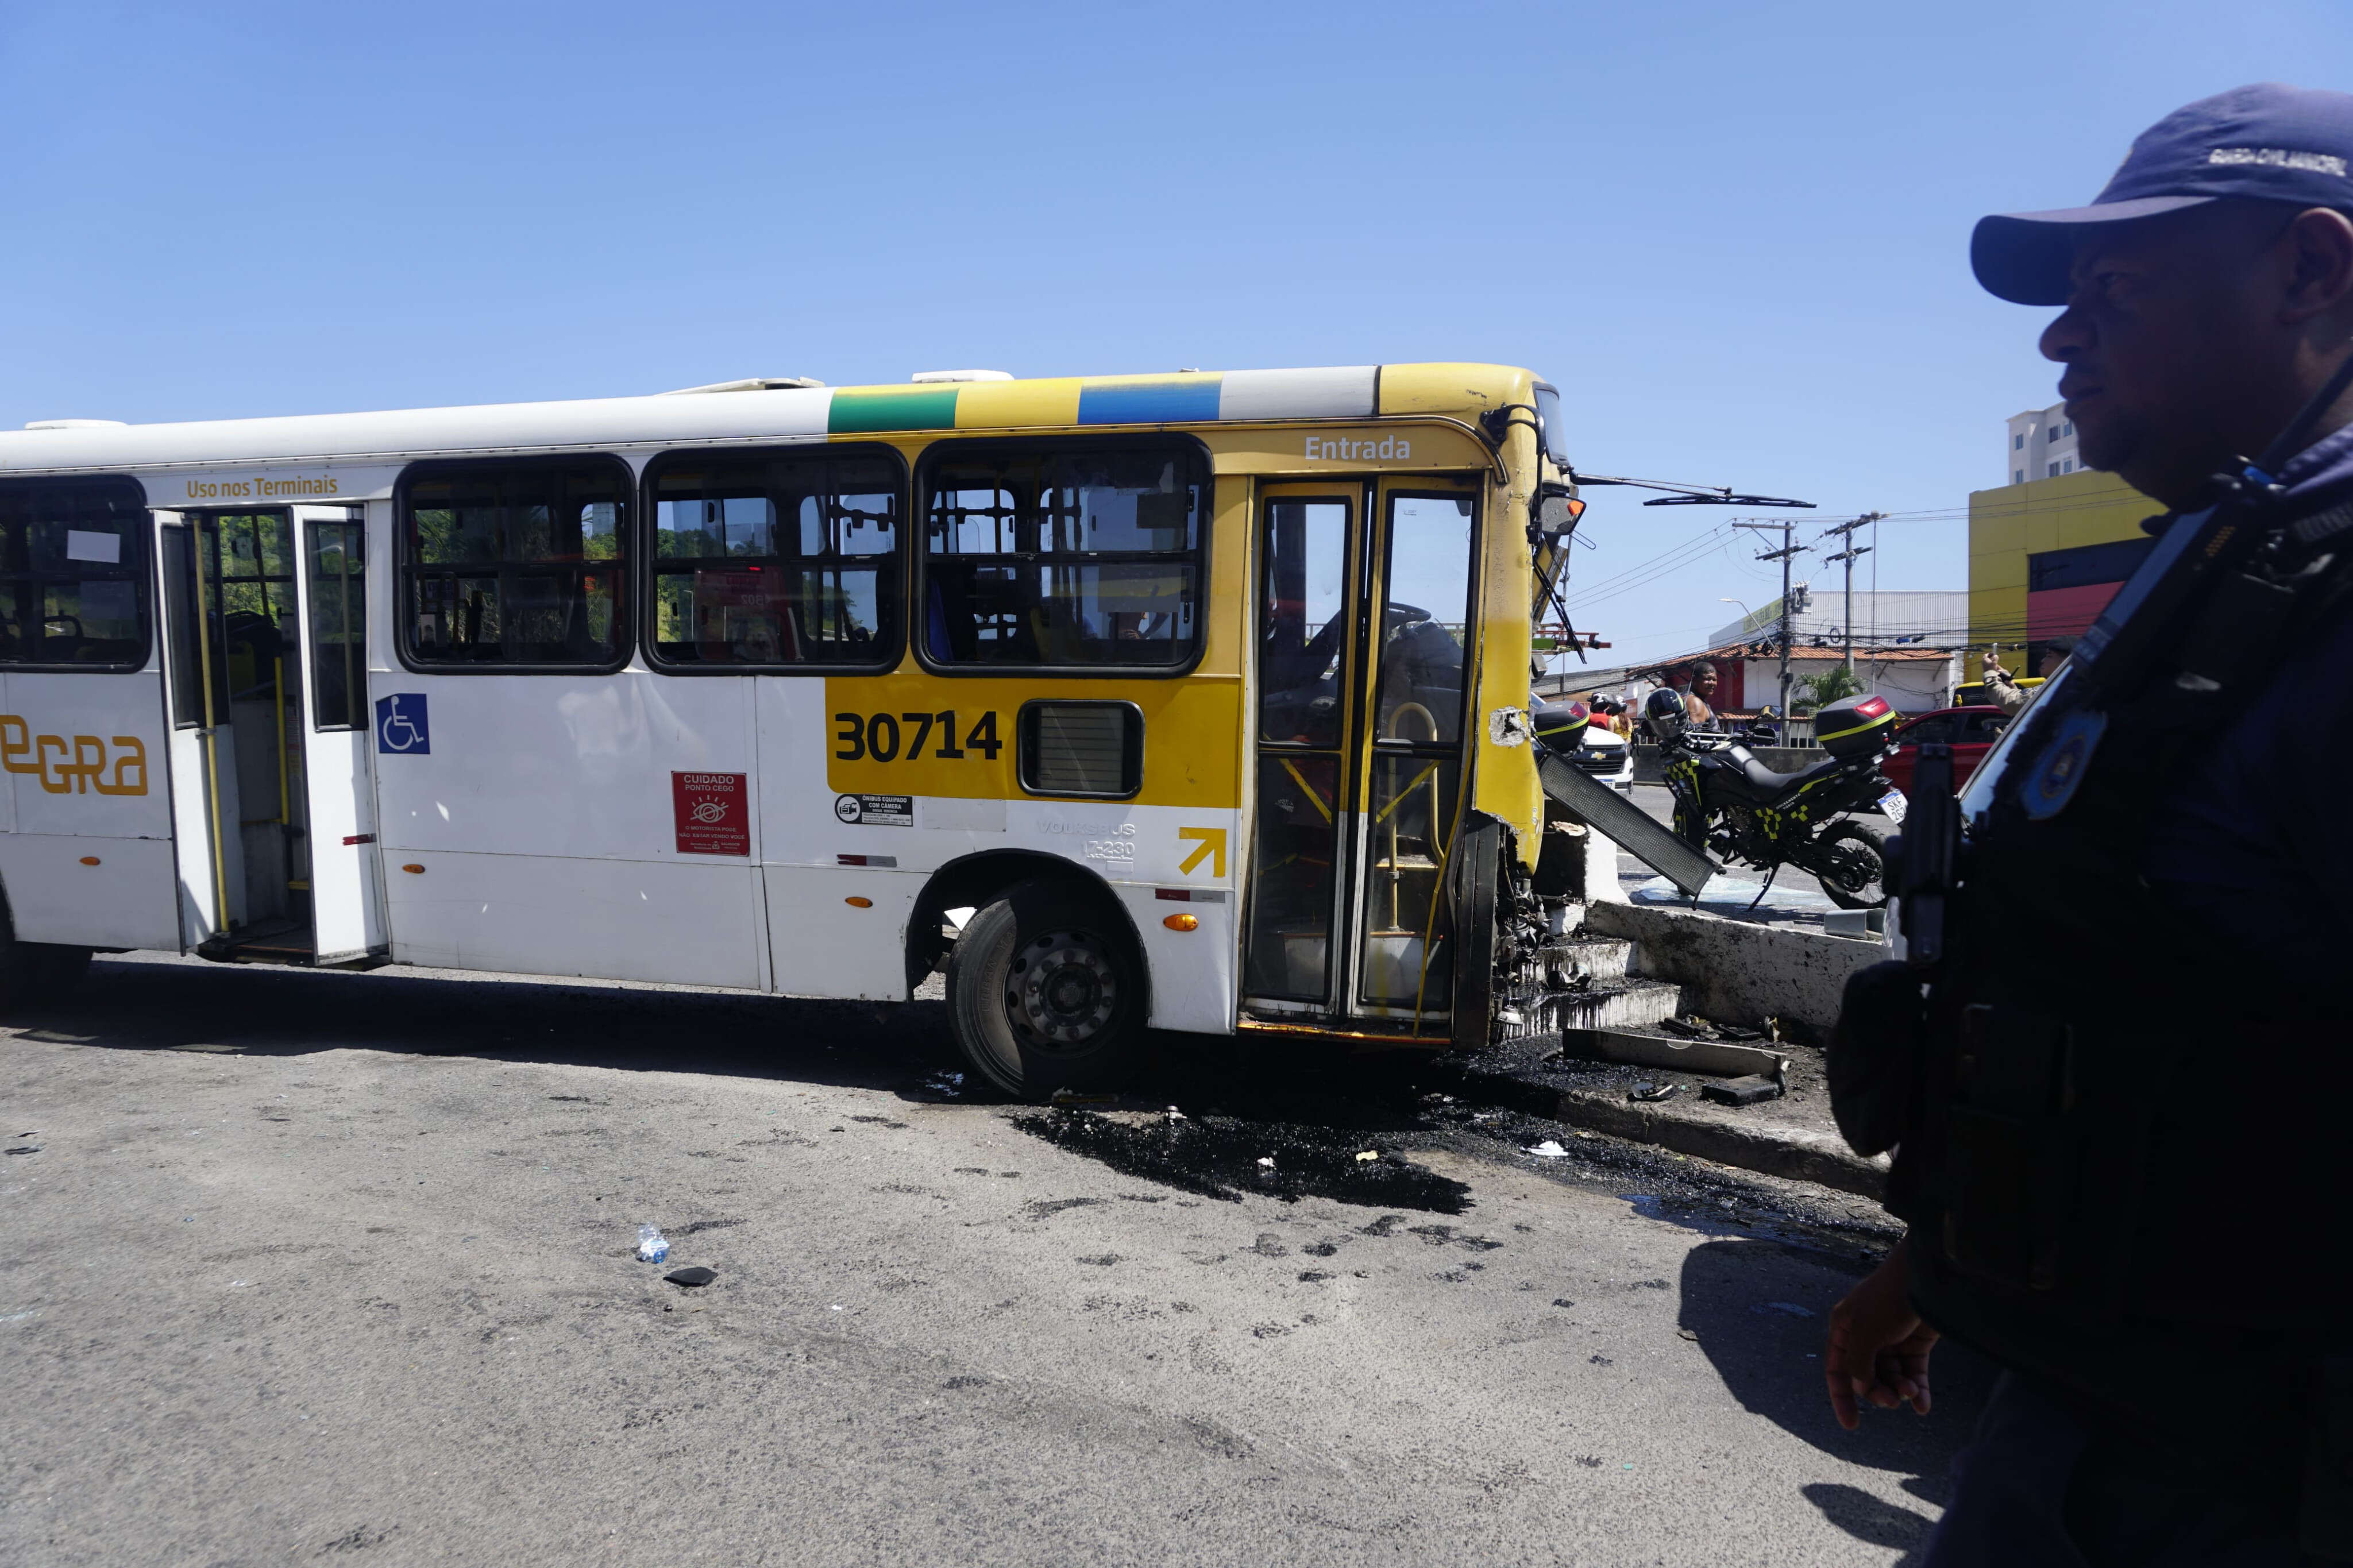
xmin=828 ymin=387 xmax=960 ymax=434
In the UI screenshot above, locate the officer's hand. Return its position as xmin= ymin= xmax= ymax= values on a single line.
xmin=1824 ymin=1237 xmax=1938 ymax=1431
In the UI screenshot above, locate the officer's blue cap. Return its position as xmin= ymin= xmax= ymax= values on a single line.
xmin=1972 ymin=83 xmax=2353 ymax=306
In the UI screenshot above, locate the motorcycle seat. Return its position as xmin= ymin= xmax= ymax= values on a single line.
xmin=1707 ymin=747 xmax=1849 ymax=801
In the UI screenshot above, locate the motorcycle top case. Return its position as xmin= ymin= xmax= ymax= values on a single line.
xmin=1533 ymin=700 xmax=1592 ymax=749
xmin=1814 ymin=693 xmax=1899 ymax=759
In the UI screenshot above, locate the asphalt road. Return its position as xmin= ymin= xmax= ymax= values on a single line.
xmin=2 ymin=955 xmax=1984 ymax=1567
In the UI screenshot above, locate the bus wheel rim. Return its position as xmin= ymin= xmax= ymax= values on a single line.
xmin=1012 ymin=930 xmax=1119 ymax=1051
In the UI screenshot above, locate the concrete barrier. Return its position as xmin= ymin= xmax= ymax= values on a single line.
xmin=1583 ymin=899 xmax=1881 ymax=1034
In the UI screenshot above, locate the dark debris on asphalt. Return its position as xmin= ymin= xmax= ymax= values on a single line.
xmin=992 ymin=1038 xmax=1900 ymax=1264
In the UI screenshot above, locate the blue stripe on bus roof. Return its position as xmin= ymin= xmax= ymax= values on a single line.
xmin=1076 ymin=379 xmax=1225 ymax=426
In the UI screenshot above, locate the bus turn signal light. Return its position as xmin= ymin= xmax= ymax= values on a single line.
xmin=1162 ymin=913 xmax=1199 ymax=932
xmin=402 ymin=864 xmax=425 ymax=874
xmin=79 ymin=856 xmax=101 ymax=866
xmin=844 ymin=896 xmax=873 ymax=908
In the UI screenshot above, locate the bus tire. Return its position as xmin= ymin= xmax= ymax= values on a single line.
xmin=947 ymin=880 xmax=1147 ymax=1100
xmin=1449 ymin=819 xmax=1504 ymax=1052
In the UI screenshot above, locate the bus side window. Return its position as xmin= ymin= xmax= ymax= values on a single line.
xmin=399 ymin=459 xmax=631 ymax=670
xmin=0 ymin=478 xmax=151 ymax=671
xmin=921 ymin=442 xmax=1205 ymax=671
xmin=647 ymin=448 xmax=902 ymax=670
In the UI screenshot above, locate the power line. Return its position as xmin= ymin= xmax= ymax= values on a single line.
xmin=1556 ymin=522 xmax=1732 ymax=597
xmin=1556 ymin=526 xmax=1739 ymax=612
xmin=1556 ymin=512 xmax=1843 ymax=615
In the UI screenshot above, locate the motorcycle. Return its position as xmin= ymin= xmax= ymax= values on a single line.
xmin=1642 ymin=687 xmax=1904 ymax=909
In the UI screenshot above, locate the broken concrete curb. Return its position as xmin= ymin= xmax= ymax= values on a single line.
xmin=1584 ymin=900 xmax=1881 ymax=1034
xmin=1544 ymin=1086 xmax=1889 ymax=1200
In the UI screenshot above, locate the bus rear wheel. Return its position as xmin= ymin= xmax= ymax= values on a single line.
xmin=947 ymin=882 xmax=1147 ymax=1100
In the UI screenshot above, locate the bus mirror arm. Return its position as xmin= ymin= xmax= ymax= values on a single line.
xmin=1478 ymin=404 xmax=1544 ymax=446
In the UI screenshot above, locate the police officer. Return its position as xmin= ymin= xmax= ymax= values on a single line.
xmin=1824 ymin=84 xmax=2353 ymax=1564
xmin=1983 ymin=635 xmax=2074 ymax=716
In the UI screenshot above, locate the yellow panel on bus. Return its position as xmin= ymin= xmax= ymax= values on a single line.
xmin=822 ymin=674 xmax=1243 ymax=808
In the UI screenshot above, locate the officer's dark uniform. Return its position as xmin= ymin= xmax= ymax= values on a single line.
xmin=1834 ymin=85 xmax=2353 ymax=1565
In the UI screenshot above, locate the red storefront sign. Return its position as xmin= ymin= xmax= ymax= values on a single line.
xmin=671 ymin=771 xmax=750 ymax=856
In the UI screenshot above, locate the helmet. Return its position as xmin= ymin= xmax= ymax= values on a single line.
xmin=1644 ymin=686 xmax=1688 ymax=741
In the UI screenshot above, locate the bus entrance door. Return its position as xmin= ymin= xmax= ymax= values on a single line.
xmin=1242 ymin=477 xmax=1478 ymax=1032
xmin=288 ymin=505 xmax=384 ymax=964
xmin=160 ymin=508 xmax=380 ymax=965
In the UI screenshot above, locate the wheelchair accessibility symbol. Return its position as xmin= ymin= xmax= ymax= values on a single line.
xmin=375 ymin=694 xmax=430 ymax=755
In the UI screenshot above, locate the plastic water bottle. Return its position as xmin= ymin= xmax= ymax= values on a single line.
xmin=637 ymin=1225 xmax=670 ymax=1264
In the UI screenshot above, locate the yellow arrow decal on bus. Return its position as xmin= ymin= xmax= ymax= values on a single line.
xmin=1178 ymin=827 xmax=1226 ymax=879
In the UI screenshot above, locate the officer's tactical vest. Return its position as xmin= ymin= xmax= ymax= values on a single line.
xmin=1881 ymin=462 xmax=2353 ymax=1543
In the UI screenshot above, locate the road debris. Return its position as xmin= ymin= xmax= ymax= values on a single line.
xmin=636 ymin=1226 xmax=670 ymax=1264
xmin=1700 ymin=1075 xmax=1784 ymax=1107
xmin=1627 ymin=1082 xmax=1680 ymax=1103
xmin=1010 ymin=1108 xmax=1470 ymax=1213
xmin=663 ymin=1266 xmax=718 ymax=1286
xmin=1557 ymin=1028 xmax=1791 ymax=1080
xmin=1524 ymin=1140 xmax=1571 ymax=1158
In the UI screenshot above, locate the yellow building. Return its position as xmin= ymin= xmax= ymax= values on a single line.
xmin=1966 ymin=469 xmax=2161 ymax=681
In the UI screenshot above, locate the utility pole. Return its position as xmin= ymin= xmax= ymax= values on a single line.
xmin=1733 ymin=520 xmax=1810 ymax=733
xmin=1819 ymin=512 xmax=1885 ymax=675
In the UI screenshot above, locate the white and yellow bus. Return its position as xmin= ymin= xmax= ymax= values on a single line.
xmin=0 ymin=363 xmax=1607 ymax=1095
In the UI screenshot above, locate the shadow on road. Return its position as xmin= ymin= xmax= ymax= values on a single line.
xmin=16 ymin=958 xmax=1436 ymax=1123
xmin=1799 ymin=1482 xmax=1942 ymax=1563
xmin=11 ymin=956 xmax=959 ymax=1093
xmin=1680 ymin=1237 xmax=1992 ymax=1562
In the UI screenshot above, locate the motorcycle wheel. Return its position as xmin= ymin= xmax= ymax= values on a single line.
xmin=1812 ymin=822 xmax=1889 ymax=909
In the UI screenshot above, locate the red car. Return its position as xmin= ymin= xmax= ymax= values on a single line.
xmin=1880 ymin=705 xmax=2011 ymax=794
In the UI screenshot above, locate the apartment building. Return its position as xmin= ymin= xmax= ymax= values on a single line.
xmin=2006 ymin=401 xmax=2081 ymax=484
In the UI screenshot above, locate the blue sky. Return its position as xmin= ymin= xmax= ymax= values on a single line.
xmin=5 ymin=1 xmax=2349 ymax=666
